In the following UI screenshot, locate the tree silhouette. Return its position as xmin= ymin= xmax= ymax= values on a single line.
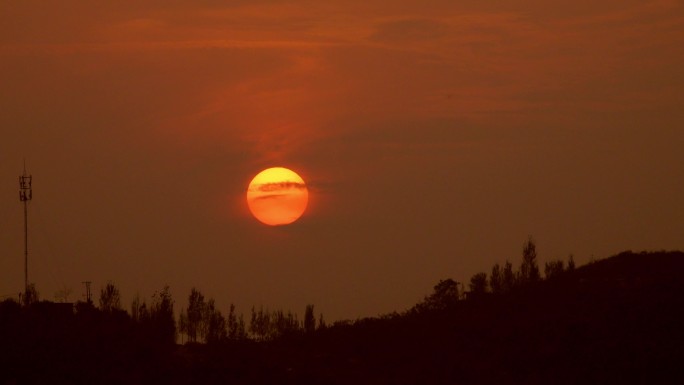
xmin=544 ymin=260 xmax=565 ymax=279
xmin=417 ymin=279 xmax=460 ymax=311
xmin=250 ymin=306 xmax=271 ymax=341
xmin=3 ymin=249 xmax=683 ymax=384
xmin=237 ymin=314 xmax=247 ymax=339
xmin=99 ymin=281 xmax=121 ymax=312
xmin=247 ymin=306 xmax=305 ymax=340
xmin=249 ymin=306 xmax=256 ymax=339
xmin=186 ymin=288 xmax=206 ymax=343
xmin=304 ymin=304 xmax=316 ymax=334
xmin=318 ymin=313 xmax=327 ymax=330
xmin=204 ymin=298 xmax=227 ymax=344
xmin=271 ymin=310 xmax=300 ymax=338
xmin=226 ymin=304 xmax=247 ymax=340
xmin=22 ymin=283 xmax=39 ymax=306
xmin=178 ymin=308 xmax=188 ymax=343
xmin=469 ymin=272 xmax=488 ymax=297
xmin=567 ymin=254 xmax=576 ymax=271
xmin=150 ymin=285 xmax=176 ymax=345
xmin=130 ymin=294 xmax=149 ymax=323
xmin=227 ymin=303 xmax=238 ymax=339
xmin=502 ymin=261 xmax=516 ymax=292
xmin=490 ymin=264 xmax=503 ymax=294
xmin=54 ymin=285 xmax=73 ymax=303
xmin=519 ymin=236 xmax=540 ymax=284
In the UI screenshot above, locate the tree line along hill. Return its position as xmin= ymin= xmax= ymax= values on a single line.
xmin=1 ymin=245 xmax=683 ymax=384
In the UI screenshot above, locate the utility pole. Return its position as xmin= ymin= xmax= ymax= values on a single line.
xmin=19 ymin=162 xmax=32 ymax=295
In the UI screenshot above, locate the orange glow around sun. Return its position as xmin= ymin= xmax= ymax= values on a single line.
xmin=246 ymin=167 xmax=308 ymax=226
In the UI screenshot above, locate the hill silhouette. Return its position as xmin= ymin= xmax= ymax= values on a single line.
xmin=1 ymin=250 xmax=683 ymax=384
xmin=269 ymin=250 xmax=684 ymax=384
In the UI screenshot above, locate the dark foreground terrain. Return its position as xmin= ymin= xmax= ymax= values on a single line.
xmin=2 ymin=250 xmax=683 ymax=384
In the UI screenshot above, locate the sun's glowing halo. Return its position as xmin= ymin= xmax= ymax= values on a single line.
xmin=246 ymin=167 xmax=308 ymax=226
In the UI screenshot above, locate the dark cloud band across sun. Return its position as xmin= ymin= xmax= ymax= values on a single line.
xmin=253 ymin=193 xmax=289 ymax=201
xmin=251 ymin=181 xmax=307 ymax=193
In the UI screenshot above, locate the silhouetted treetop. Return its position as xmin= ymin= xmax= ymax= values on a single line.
xmin=468 ymin=272 xmax=488 ymax=297
xmin=22 ymin=283 xmax=39 ymax=307
xmin=415 ymin=278 xmax=460 ymax=312
xmin=185 ymin=287 xmax=205 ymax=343
xmin=204 ymin=298 xmax=227 ymax=344
xmin=544 ymin=260 xmax=565 ymax=279
xmin=2 ymin=250 xmax=683 ymax=385
xmin=304 ymin=304 xmax=316 ymax=334
xmin=490 ymin=263 xmax=503 ymax=294
xmin=519 ymin=236 xmax=540 ymax=284
xmin=99 ymin=281 xmax=121 ymax=313
xmin=151 ymin=285 xmax=176 ymax=345
xmin=502 ymin=260 xmax=516 ymax=292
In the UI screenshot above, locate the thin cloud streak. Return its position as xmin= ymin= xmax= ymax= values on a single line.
xmin=251 ymin=182 xmax=307 ymax=193
xmin=252 ymin=193 xmax=289 ymax=201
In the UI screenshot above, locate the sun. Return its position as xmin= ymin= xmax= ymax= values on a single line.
xmin=246 ymin=167 xmax=309 ymax=226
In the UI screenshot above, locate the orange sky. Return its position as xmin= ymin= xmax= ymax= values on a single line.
xmin=1 ymin=1 xmax=683 ymax=320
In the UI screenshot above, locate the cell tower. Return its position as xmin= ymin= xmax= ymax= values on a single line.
xmin=19 ymin=162 xmax=32 ymax=294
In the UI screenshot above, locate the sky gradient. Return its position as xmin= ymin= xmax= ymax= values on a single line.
xmin=1 ymin=0 xmax=683 ymax=321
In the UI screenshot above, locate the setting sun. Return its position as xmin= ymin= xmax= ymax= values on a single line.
xmin=246 ymin=167 xmax=308 ymax=226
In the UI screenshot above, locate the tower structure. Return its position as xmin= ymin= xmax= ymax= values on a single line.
xmin=19 ymin=163 xmax=32 ymax=294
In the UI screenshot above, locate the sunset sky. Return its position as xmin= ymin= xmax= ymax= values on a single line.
xmin=1 ymin=1 xmax=683 ymax=321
